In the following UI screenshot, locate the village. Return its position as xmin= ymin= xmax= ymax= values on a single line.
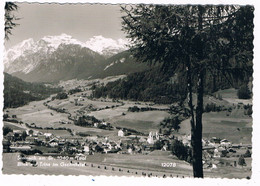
xmin=3 ymin=114 xmax=252 ymax=176
xmin=2 ymin=78 xmax=252 ymax=178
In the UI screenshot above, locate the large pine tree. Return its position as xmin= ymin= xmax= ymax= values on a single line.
xmin=121 ymin=5 xmax=253 ymax=178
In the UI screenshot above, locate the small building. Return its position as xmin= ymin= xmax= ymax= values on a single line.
xmin=26 ymin=136 xmax=37 ymax=144
xmin=128 ymin=147 xmax=133 ymax=154
xmin=84 ymin=145 xmax=90 ymax=154
xmin=118 ymin=129 xmax=124 ymax=137
xmin=48 ymin=138 xmax=59 ymax=147
xmin=94 ymin=123 xmax=99 ymax=128
xmin=147 ymin=131 xmax=159 ymax=144
xmin=13 ymin=130 xmax=23 ymax=136
xmin=220 ymin=139 xmax=232 ymax=148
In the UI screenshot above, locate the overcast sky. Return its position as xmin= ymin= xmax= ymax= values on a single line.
xmin=5 ymin=3 xmax=126 ymax=49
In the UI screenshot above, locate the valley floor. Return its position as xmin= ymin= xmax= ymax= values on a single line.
xmin=2 ymin=81 xmax=252 ymax=178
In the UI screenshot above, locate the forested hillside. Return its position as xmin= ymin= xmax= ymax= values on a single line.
xmin=4 ymin=73 xmax=62 ymax=108
xmin=91 ymin=64 xmax=252 ymax=104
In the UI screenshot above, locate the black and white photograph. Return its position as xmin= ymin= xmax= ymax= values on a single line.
xmin=1 ymin=0 xmax=258 ymax=184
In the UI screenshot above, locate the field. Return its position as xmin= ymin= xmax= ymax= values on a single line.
xmin=4 ymin=122 xmax=26 ymax=131
xmin=179 ymin=88 xmax=252 ymax=144
xmin=5 ymin=90 xmax=170 ymax=135
xmin=107 ymin=111 xmax=170 ymax=133
xmin=2 ymin=152 xmax=192 ymax=177
xmin=2 ymin=151 xmax=251 ymax=178
xmin=5 ymin=98 xmax=70 ymax=128
xmin=216 ymin=88 xmax=252 ymax=105
xmin=179 ymin=111 xmax=252 ymax=144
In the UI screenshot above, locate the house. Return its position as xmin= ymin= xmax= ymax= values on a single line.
xmin=202 ymin=138 xmax=208 ymax=146
xmin=94 ymin=144 xmax=103 ymax=152
xmin=212 ymin=164 xmax=217 ymax=169
xmin=44 ymin=133 xmax=53 ymax=138
xmin=26 ymin=136 xmax=37 ymax=144
xmin=213 ymin=146 xmax=227 ymax=158
xmin=26 ymin=129 xmax=40 ymax=137
xmin=13 ymin=130 xmax=23 ymax=136
xmin=162 ymin=144 xmax=168 ymax=151
xmin=48 ymin=138 xmax=59 ymax=147
xmin=139 ymin=137 xmax=147 ymax=143
xmin=94 ymin=123 xmax=99 ymax=127
xmin=213 ymin=148 xmax=221 ymax=158
xmin=147 ymin=131 xmax=159 ymax=144
xmin=118 ymin=129 xmax=124 ymax=137
xmin=58 ymin=139 xmax=66 ymax=146
xmin=128 ymin=147 xmax=133 ymax=154
xmin=83 ymin=145 xmax=90 ymax=154
xmin=220 ymin=139 xmax=232 ymax=148
xmin=28 ymin=123 xmax=36 ymax=128
xmin=210 ymin=137 xmax=221 ymax=144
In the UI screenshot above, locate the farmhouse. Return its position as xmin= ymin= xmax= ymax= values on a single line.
xmin=83 ymin=145 xmax=90 ymax=154
xmin=118 ymin=129 xmax=124 ymax=137
xmin=48 ymin=138 xmax=59 ymax=147
xmin=220 ymin=139 xmax=232 ymax=148
xmin=26 ymin=136 xmax=37 ymax=145
xmin=13 ymin=130 xmax=23 ymax=136
xmin=44 ymin=133 xmax=53 ymax=138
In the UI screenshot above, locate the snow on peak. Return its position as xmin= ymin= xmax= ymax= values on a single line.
xmin=4 ymin=34 xmax=130 ymax=76
xmin=4 ymin=34 xmax=129 ymax=70
xmin=40 ymin=33 xmax=87 ymax=49
xmin=85 ymin=35 xmax=128 ymax=55
xmin=4 ymin=38 xmax=35 ymax=63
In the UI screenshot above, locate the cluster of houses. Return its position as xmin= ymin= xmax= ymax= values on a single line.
xmin=3 ymin=124 xmax=174 ymax=158
xmin=177 ymin=134 xmax=251 ymax=169
xmin=3 ymin=121 xmax=251 ymax=172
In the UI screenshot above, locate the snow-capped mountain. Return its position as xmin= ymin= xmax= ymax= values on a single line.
xmin=4 ymin=34 xmax=128 ymax=69
xmin=4 ymin=34 xmax=129 ymax=82
xmin=85 ymin=36 xmax=128 ymax=57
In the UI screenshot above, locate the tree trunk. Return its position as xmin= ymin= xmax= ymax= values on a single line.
xmin=191 ymin=5 xmax=204 ymax=178
xmin=193 ymin=70 xmax=204 ymax=178
xmin=186 ymin=57 xmax=203 ymax=178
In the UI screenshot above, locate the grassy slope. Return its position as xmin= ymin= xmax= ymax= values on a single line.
xmin=180 ymin=88 xmax=252 ymax=144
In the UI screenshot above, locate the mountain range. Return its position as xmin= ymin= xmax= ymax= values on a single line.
xmin=4 ymin=34 xmax=147 ymax=82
